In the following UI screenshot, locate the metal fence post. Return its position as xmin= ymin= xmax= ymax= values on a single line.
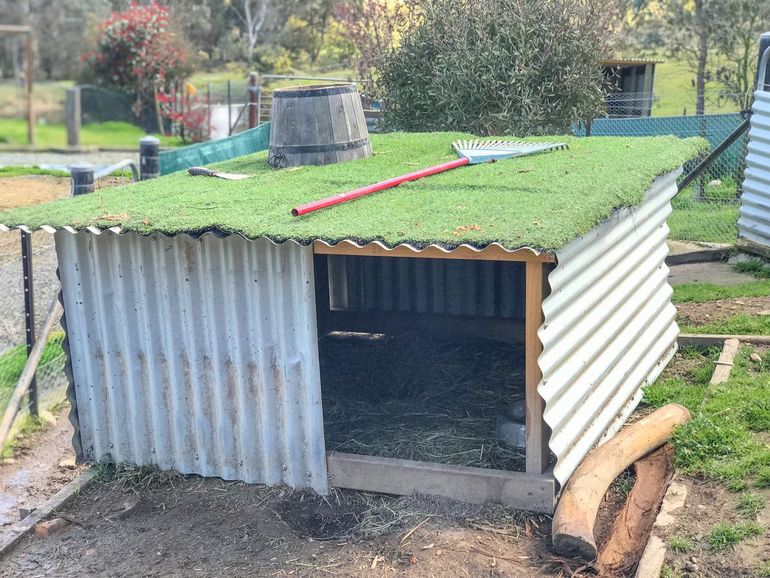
xmin=70 ymin=162 xmax=95 ymax=196
xmin=140 ymin=136 xmax=160 ymax=180
xmin=20 ymin=230 xmax=37 ymax=417
xmin=758 ymin=32 xmax=770 ymax=91
xmin=227 ymin=80 xmax=233 ymax=136
xmin=248 ymin=72 xmax=258 ymax=129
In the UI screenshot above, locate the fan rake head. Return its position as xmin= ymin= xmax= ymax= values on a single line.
xmin=452 ymin=140 xmax=568 ymax=165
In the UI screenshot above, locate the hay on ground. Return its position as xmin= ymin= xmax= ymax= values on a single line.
xmin=319 ymin=331 xmax=526 ymax=471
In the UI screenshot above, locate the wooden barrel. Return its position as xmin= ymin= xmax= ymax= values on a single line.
xmin=268 ymin=83 xmax=372 ymax=168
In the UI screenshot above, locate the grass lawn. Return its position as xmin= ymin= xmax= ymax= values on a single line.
xmin=0 ymin=166 xmax=69 ymax=178
xmin=669 ymin=182 xmax=740 ymax=245
xmin=0 ymin=133 xmax=705 ymax=252
xmin=645 ymin=343 xmax=770 ymax=492
xmin=0 ymin=332 xmax=65 ymax=416
xmin=652 ymin=56 xmax=741 ymax=117
xmin=0 ymin=119 xmax=183 ymax=149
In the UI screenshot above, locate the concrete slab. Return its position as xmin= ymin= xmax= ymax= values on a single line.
xmin=668 ymin=261 xmax=755 ymax=287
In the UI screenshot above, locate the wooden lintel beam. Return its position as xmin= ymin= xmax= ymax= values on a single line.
xmin=313 ymin=240 xmax=556 ymax=263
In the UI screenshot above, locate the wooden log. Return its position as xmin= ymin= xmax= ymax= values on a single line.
xmin=709 ymin=338 xmax=740 ymax=385
xmin=597 ymin=444 xmax=675 ymax=577
xmin=679 ymin=333 xmax=770 ymax=347
xmin=551 ymin=404 xmax=691 ymax=560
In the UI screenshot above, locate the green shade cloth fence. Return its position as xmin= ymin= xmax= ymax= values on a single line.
xmin=159 ymin=123 xmax=271 ymax=175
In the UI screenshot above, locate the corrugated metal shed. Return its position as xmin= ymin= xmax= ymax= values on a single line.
xmin=56 ymin=230 xmax=328 ymax=493
xmin=539 ymin=170 xmax=680 ymax=486
xmin=738 ymin=89 xmax=770 ymax=247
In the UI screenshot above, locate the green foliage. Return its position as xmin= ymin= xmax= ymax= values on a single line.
xmin=708 ymin=522 xmax=763 ymax=551
xmin=380 ymin=0 xmax=618 ymax=135
xmin=737 ymin=492 xmax=766 ymax=519
xmin=0 ymin=133 xmax=705 ymax=251
xmin=0 ymin=333 xmax=65 ymax=414
xmin=84 ymin=1 xmax=192 ymax=118
xmin=668 ymin=185 xmax=739 ymax=245
xmin=735 ymin=259 xmax=770 ymax=279
xmin=668 ymin=536 xmax=693 ymax=553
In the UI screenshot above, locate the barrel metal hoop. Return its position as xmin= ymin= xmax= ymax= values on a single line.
xmin=272 ymin=84 xmax=357 ymax=98
xmin=270 ymin=138 xmax=370 ymax=154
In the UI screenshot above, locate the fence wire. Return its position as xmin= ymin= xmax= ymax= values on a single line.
xmin=0 ymin=230 xmax=67 ymax=427
xmin=576 ymin=113 xmax=748 ymax=245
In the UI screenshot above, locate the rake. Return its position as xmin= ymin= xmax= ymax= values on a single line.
xmin=290 ymin=140 xmax=568 ymax=216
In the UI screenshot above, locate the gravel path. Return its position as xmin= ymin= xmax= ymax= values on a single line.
xmin=0 ymin=151 xmax=138 ymax=171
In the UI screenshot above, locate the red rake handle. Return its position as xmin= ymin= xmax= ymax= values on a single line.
xmin=290 ymin=157 xmax=469 ymax=217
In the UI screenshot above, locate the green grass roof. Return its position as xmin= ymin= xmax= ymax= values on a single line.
xmin=0 ymin=132 xmax=706 ymax=253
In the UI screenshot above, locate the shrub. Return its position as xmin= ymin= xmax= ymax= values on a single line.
xmin=379 ymin=0 xmax=620 ymax=135
xmin=85 ymin=1 xmax=193 ymax=129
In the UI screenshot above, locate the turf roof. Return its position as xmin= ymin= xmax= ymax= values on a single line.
xmin=0 ymin=132 xmax=706 ymax=252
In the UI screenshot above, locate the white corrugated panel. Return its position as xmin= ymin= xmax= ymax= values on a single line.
xmin=538 ymin=171 xmax=680 ymax=486
xmin=738 ymin=90 xmax=770 ymax=247
xmin=56 ymin=230 xmax=328 ymax=493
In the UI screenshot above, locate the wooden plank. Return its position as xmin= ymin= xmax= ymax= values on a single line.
xmin=313 ymin=255 xmax=331 ymax=336
xmin=525 ymin=261 xmax=549 ymax=474
xmin=327 ymin=452 xmax=556 ymax=514
xmin=0 ymin=469 xmax=95 ymax=558
xmin=313 ymin=240 xmax=556 ymax=263
xmin=327 ymin=310 xmax=524 ymax=343
xmin=679 ymin=333 xmax=770 ymax=347
xmin=0 ymin=25 xmax=32 ymax=34
xmin=710 ymin=338 xmax=740 ymax=385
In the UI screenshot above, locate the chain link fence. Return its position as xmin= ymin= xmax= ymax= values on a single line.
xmin=0 ymin=229 xmax=67 ymax=431
xmin=576 ymin=112 xmax=748 ymax=245
xmin=0 ymin=173 xmax=134 ymax=444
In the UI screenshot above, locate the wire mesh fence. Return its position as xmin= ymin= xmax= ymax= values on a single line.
xmin=0 ymin=229 xmax=67 ymax=430
xmin=576 ymin=112 xmax=748 ymax=245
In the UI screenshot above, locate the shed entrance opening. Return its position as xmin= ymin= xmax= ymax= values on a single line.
xmin=314 ymin=254 xmax=529 ymax=473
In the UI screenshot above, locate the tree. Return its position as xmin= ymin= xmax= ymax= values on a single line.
xmin=660 ymin=0 xmax=734 ymax=115
xmin=335 ymin=0 xmax=418 ymax=83
xmin=713 ymin=0 xmax=770 ymax=110
xmin=231 ymin=0 xmax=269 ymax=65
xmin=379 ymin=0 xmax=620 ymax=135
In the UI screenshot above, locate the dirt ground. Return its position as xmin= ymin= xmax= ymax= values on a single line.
xmin=2 ymin=474 xmax=563 ymax=577
xmin=659 ymin=479 xmax=770 ymax=577
xmin=0 ymin=176 xmax=70 ymax=210
xmin=0 ymin=410 xmax=83 ymax=545
xmin=677 ymin=296 xmax=770 ymax=325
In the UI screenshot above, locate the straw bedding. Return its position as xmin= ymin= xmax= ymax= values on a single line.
xmin=319 ymin=331 xmax=526 ymax=471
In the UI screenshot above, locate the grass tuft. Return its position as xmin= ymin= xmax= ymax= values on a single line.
xmin=668 ymin=535 xmax=693 ymax=553
xmin=738 ymin=492 xmax=767 ymax=519
xmin=708 ymin=522 xmax=763 ymax=551
xmin=735 ymin=259 xmax=770 ymax=279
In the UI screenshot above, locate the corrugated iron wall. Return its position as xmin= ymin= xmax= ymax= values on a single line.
xmin=539 ymin=171 xmax=680 ymax=487
xmin=56 ymin=230 xmax=328 ymax=493
xmin=328 ymin=256 xmax=526 ymax=318
xmin=738 ymin=90 xmax=770 ymax=246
